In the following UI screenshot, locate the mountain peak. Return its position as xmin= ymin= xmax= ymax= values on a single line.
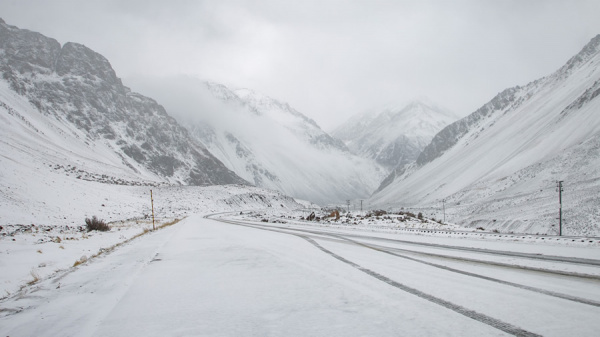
xmin=151 ymin=80 xmax=380 ymax=203
xmin=555 ymin=34 xmax=600 ymax=77
xmin=373 ymin=99 xmax=458 ymax=126
xmin=0 ymin=18 xmax=248 ymax=187
xmin=231 ymin=86 xmax=321 ymax=129
xmin=405 ymin=97 xmax=436 ymax=108
xmin=55 ymin=42 xmax=123 ymax=88
xmin=578 ymin=34 xmax=600 ymax=58
xmin=370 ymin=33 xmax=600 ymax=236
xmin=333 ymin=99 xmax=457 ymax=171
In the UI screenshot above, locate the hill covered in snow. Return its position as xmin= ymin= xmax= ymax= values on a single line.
xmin=0 ymin=18 xmax=246 ymax=188
xmin=370 ymin=35 xmax=600 ymax=236
xmin=0 ymin=18 xmax=312 ymax=232
xmin=332 ymin=100 xmax=458 ymax=172
xmin=131 ymin=78 xmax=386 ymax=205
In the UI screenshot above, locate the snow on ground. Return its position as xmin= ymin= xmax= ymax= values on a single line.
xmin=232 ymin=208 xmax=600 ymax=248
xmin=367 ymin=39 xmax=600 ymax=236
xmin=0 ymin=182 xmax=304 ymax=299
xmin=2 ymin=73 xmax=599 ymax=334
xmin=0 ymin=216 xmax=521 ymax=336
xmin=1 ymin=88 xmax=305 ymax=299
xmin=1 ymin=214 xmax=599 ymax=336
xmin=1 ymin=159 xmax=598 ymax=336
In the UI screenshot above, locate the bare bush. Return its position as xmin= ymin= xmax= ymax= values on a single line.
xmin=85 ymin=216 xmax=110 ymax=232
xmin=28 ymin=269 xmax=40 ymax=285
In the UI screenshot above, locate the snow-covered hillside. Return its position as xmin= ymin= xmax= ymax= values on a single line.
xmin=132 ymin=78 xmax=386 ymax=205
xmin=370 ymin=35 xmax=600 ymax=236
xmin=0 ymin=78 xmax=308 ymax=295
xmin=332 ymin=100 xmax=457 ymax=171
xmin=0 ymin=18 xmax=246 ymax=187
xmin=0 ymin=74 xmax=307 ymax=293
xmin=0 ymin=76 xmax=305 ymax=225
xmin=0 ymin=18 xmax=312 ymax=250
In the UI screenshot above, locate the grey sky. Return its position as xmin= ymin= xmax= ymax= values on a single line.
xmin=1 ymin=0 xmax=600 ymax=130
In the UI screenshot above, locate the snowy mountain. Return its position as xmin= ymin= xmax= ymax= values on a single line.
xmin=370 ymin=34 xmax=600 ymax=236
xmin=0 ymin=18 xmax=246 ymax=187
xmin=133 ymin=78 xmax=385 ymax=205
xmin=332 ymin=100 xmax=458 ymax=171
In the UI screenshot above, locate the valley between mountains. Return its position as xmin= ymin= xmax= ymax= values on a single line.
xmin=1 ymin=16 xmax=600 ymax=337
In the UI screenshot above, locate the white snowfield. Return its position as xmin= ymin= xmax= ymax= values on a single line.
xmin=130 ymin=78 xmax=386 ymax=205
xmin=332 ymin=99 xmax=459 ymax=171
xmin=1 ymin=19 xmax=599 ymax=335
xmin=1 ymin=214 xmax=599 ymax=336
xmin=369 ymin=35 xmax=600 ymax=235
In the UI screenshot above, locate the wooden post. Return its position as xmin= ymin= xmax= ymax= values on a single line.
xmin=150 ymin=189 xmax=155 ymax=231
xmin=557 ymin=181 xmax=563 ymax=236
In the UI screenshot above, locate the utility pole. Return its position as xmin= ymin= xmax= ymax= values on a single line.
xmin=442 ymin=199 xmax=446 ymax=224
xmin=346 ymin=200 xmax=350 ymax=214
xmin=556 ymin=181 xmax=563 ymax=236
xmin=360 ymin=200 xmax=363 ymax=215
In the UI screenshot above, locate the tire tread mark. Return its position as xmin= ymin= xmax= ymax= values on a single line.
xmin=338 ymin=233 xmax=600 ymax=266
xmin=337 ymin=235 xmax=600 ymax=307
xmin=244 ymin=222 xmax=600 ymax=280
xmin=301 ymin=236 xmax=541 ymax=337
xmin=218 ymin=220 xmax=600 ymax=307
xmin=214 ymin=217 xmax=541 ymax=337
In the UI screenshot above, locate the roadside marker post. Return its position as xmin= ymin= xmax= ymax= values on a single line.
xmin=556 ymin=181 xmax=563 ymax=236
xmin=150 ymin=189 xmax=156 ymax=231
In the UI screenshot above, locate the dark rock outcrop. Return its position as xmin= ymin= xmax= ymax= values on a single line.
xmin=0 ymin=18 xmax=248 ymax=186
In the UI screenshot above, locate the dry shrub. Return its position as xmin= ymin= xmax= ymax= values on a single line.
xmin=28 ymin=269 xmax=40 ymax=285
xmin=85 ymin=216 xmax=110 ymax=232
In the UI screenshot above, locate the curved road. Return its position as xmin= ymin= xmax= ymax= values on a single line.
xmin=1 ymin=214 xmax=599 ymax=336
xmin=211 ymin=215 xmax=600 ymax=336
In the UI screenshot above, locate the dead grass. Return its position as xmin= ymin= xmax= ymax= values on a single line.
xmin=71 ymin=217 xmax=184 ymax=269
xmin=158 ymin=218 xmax=181 ymax=229
xmin=27 ymin=269 xmax=40 ymax=285
xmin=72 ymin=255 xmax=87 ymax=267
xmin=6 ymin=217 xmax=186 ymax=302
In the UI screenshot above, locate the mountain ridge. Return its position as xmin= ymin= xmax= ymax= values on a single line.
xmin=369 ymin=34 xmax=600 ymax=235
xmin=0 ymin=18 xmax=248 ymax=187
xmin=333 ymin=100 xmax=458 ymax=172
xmin=131 ymin=77 xmax=385 ymax=204
xmin=416 ymin=34 xmax=600 ymax=168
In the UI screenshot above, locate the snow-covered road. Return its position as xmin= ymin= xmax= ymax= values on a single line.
xmin=2 ymin=215 xmax=599 ymax=336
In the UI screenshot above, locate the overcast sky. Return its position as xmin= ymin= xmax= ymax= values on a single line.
xmin=2 ymin=0 xmax=600 ymax=130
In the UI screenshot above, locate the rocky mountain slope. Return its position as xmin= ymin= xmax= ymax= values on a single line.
xmin=332 ymin=100 xmax=457 ymax=172
xmin=133 ymin=78 xmax=385 ymax=205
xmin=0 ymin=18 xmax=247 ymax=187
xmin=370 ymin=35 xmax=600 ymax=236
